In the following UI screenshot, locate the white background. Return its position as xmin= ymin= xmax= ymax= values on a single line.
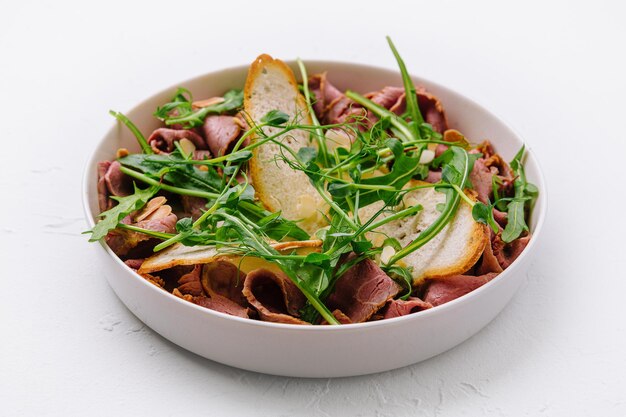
xmin=1 ymin=0 xmax=625 ymax=416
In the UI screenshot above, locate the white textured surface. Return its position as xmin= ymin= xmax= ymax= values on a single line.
xmin=1 ymin=1 xmax=625 ymax=416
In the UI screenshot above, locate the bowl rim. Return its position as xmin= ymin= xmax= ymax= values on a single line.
xmin=82 ymin=59 xmax=548 ymax=331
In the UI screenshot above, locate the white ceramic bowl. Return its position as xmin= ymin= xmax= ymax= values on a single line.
xmin=83 ymin=61 xmax=547 ymax=378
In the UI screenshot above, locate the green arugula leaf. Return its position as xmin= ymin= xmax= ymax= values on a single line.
xmin=351 ymin=240 xmax=373 ymax=254
xmin=304 ymin=252 xmax=331 ymax=267
xmin=501 ymin=146 xmax=538 ymax=243
xmin=297 ymin=147 xmax=318 ymax=165
xmin=160 ymin=89 xmax=243 ymax=128
xmin=354 ymin=149 xmax=422 ymax=208
xmin=261 ymin=110 xmax=290 ymax=126
xmin=381 ymin=237 xmax=403 ymax=251
xmin=237 ymin=201 xmax=309 ymax=241
xmin=502 ymin=198 xmax=528 ymax=242
xmin=88 ymin=184 xmax=159 ymax=242
xmin=119 ymin=153 xmax=223 ymax=194
xmin=153 ymin=87 xmax=192 ymax=120
xmin=472 ymin=201 xmax=500 ymax=233
xmin=109 ymin=111 xmax=152 ymax=154
xmin=225 ymin=151 xmax=252 ymax=163
xmin=214 ymin=209 xmax=339 ymax=324
xmin=386 ymin=36 xmax=424 ymax=136
xmin=327 ymin=182 xmax=352 ymax=198
xmin=383 ymin=264 xmax=413 ymax=300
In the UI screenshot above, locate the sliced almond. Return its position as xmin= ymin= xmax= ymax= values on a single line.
xmin=418 ymin=149 xmax=435 ymax=164
xmin=178 ymin=138 xmax=196 ymax=157
xmin=145 ymin=205 xmax=172 ymax=221
xmin=272 ymin=239 xmax=323 ymax=251
xmin=134 ymin=196 xmax=167 ymax=222
xmin=116 ymin=148 xmax=129 ymax=158
xmin=380 ymin=246 xmax=396 ymax=265
xmin=192 ymin=96 xmax=225 ymax=109
xmin=443 ymin=129 xmax=471 ymax=148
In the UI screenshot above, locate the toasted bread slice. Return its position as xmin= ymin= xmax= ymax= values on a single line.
xmin=138 ymin=240 xmax=322 ymax=274
xmin=245 ymin=54 xmax=328 ymax=234
xmin=359 ymin=180 xmax=488 ymax=285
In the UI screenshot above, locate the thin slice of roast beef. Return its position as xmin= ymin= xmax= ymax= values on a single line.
xmin=475 ymin=231 xmax=505 ymax=275
xmin=243 ymin=269 xmax=308 ymax=325
xmin=180 ymin=195 xmax=207 ymax=220
xmin=124 ymin=258 xmax=145 ymax=270
xmin=382 ymin=297 xmax=433 ymax=319
xmin=309 ymin=74 xmax=449 ymax=133
xmin=148 ymin=128 xmax=207 ymax=153
xmin=105 ymin=199 xmax=177 ymax=257
xmin=416 ymin=87 xmax=448 ymax=133
xmin=176 ymin=265 xmax=204 ymax=296
xmin=202 ymin=115 xmax=242 ymax=157
xmin=201 ymin=261 xmax=247 ymax=307
xmin=491 ymin=231 xmax=532 ymax=270
xmin=97 ymin=160 xmax=133 ymax=212
xmin=366 ymin=86 xmax=405 ymax=111
xmin=308 ymin=72 xmax=344 ymax=118
xmin=192 ymin=295 xmax=250 ymax=318
xmin=326 ymin=257 xmax=401 ymax=323
xmin=422 ymin=273 xmax=499 ymax=307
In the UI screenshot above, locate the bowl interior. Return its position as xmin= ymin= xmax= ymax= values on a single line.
xmin=84 ymin=60 xmax=547 ymax=324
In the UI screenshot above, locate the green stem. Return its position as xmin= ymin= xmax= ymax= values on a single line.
xmin=387 ymin=151 xmax=471 ymax=265
xmin=386 ymin=36 xmax=424 ymax=131
xmin=345 ymin=90 xmax=414 ymax=142
xmin=153 ymin=233 xmax=188 ymax=252
xmin=109 ymin=110 xmax=153 ymax=154
xmin=313 ymin=182 xmax=359 ymax=231
xmin=117 ymin=223 xmax=174 ymax=239
xmin=119 ymin=166 xmax=219 ymax=199
xmin=358 ymin=204 xmax=423 ymax=236
xmin=297 ymin=58 xmax=330 ymax=166
xmin=450 ymin=184 xmax=476 ymax=207
xmin=388 ymin=195 xmax=460 ymax=265
xmin=218 ymin=212 xmax=339 ymax=325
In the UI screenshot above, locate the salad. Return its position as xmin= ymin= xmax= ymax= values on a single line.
xmin=88 ymin=37 xmax=537 ymax=325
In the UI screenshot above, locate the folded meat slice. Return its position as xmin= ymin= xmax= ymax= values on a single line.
xmin=308 ymin=72 xmax=344 ymax=117
xmin=382 ymin=297 xmax=433 ymax=319
xmin=422 ymin=273 xmax=499 ymax=307
xmin=416 ymin=87 xmax=448 ymax=133
xmin=147 ymin=128 xmax=207 ymax=153
xmin=470 ymin=157 xmax=495 ymax=204
xmin=180 ymin=195 xmax=207 ymax=220
xmin=202 ymin=115 xmax=242 ymax=157
xmin=97 ymin=160 xmax=133 ymax=211
xmin=176 ymin=265 xmax=204 ymax=296
xmin=311 ymin=74 xmax=449 ymax=133
xmin=192 ymin=295 xmax=250 ymax=318
xmin=475 ymin=231 xmax=505 ymax=275
xmin=326 ymin=258 xmax=401 ymax=323
xmin=201 ymin=261 xmax=247 ymax=307
xmin=124 ymin=258 xmax=145 ymax=270
xmin=366 ymin=86 xmax=405 ymax=110
xmin=491 ymin=232 xmax=531 ymax=270
xmin=243 ymin=269 xmax=308 ymax=325
xmin=105 ymin=198 xmax=177 ymax=257
xmin=469 ymin=141 xmax=516 ymax=204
